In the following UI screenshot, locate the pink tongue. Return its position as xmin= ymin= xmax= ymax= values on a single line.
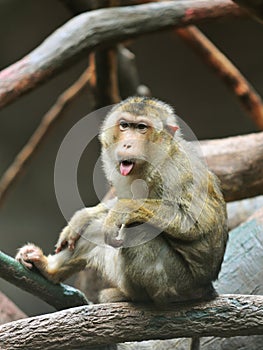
xmin=120 ymin=162 xmax=134 ymax=176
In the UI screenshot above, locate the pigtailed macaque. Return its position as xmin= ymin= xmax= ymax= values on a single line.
xmin=16 ymin=97 xmax=228 ymax=307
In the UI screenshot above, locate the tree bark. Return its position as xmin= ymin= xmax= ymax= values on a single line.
xmin=0 ymin=294 xmax=263 ymax=349
xmin=227 ymin=195 xmax=263 ymax=229
xmin=200 ymin=131 xmax=263 ymax=201
xmin=0 ymin=0 xmax=243 ymax=110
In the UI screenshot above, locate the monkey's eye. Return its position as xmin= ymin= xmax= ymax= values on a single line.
xmin=119 ymin=121 xmax=129 ymax=131
xmin=136 ymin=123 xmax=148 ymax=133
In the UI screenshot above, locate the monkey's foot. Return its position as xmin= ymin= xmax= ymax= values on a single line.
xmin=16 ymin=244 xmax=46 ymax=270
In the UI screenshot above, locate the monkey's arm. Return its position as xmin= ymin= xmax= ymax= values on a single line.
xmin=104 ymin=195 xmax=226 ymax=244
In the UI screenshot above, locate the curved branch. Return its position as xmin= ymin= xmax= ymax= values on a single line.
xmin=176 ymin=25 xmax=263 ymax=130
xmin=0 ymin=295 xmax=262 ymax=349
xmin=0 ymin=64 xmax=94 ymax=208
xmin=0 ymin=0 xmax=243 ymax=110
xmin=0 ymin=251 xmax=89 ymax=310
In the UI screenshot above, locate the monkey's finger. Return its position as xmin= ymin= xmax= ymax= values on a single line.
xmin=68 ymin=234 xmax=80 ymax=251
xmin=55 ymin=240 xmax=67 ymax=253
xmin=26 ymin=252 xmax=41 ymax=262
xmin=19 ymin=258 xmax=33 ymax=269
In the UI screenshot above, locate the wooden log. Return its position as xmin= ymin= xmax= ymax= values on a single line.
xmin=0 ymin=294 xmax=263 ymax=349
xmin=227 ymin=195 xmax=263 ymax=229
xmin=0 ymin=0 xmax=243 ymax=110
xmin=200 ymin=131 xmax=263 ymax=201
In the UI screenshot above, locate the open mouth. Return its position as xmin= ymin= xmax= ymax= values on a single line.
xmin=119 ymin=160 xmax=135 ymax=176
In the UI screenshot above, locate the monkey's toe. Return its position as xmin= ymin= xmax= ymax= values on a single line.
xmin=16 ymin=244 xmax=43 ymax=269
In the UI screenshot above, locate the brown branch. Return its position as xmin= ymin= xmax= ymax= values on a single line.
xmin=176 ymin=25 xmax=263 ymax=129
xmin=94 ymin=48 xmax=121 ymax=107
xmin=227 ymin=195 xmax=263 ymax=229
xmin=0 ymin=291 xmax=26 ymax=325
xmin=93 ymin=1 xmax=121 ymax=108
xmin=0 ymin=294 xmax=262 ymax=349
xmin=201 ymin=131 xmax=263 ymax=202
xmin=0 ymin=64 xmax=94 ymax=208
xmin=0 ymin=0 xmax=243 ymax=110
xmin=232 ymin=0 xmax=263 ymax=21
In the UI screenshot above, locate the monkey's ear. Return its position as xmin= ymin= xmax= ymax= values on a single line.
xmin=166 ymin=124 xmax=179 ymax=135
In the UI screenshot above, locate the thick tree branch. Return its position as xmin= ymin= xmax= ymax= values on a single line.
xmin=176 ymin=25 xmax=263 ymax=130
xmin=201 ymin=131 xmax=263 ymax=201
xmin=0 ymin=251 xmax=89 ymax=310
xmin=0 ymin=295 xmax=262 ymax=349
xmin=0 ymin=0 xmax=243 ymax=110
xmin=0 ymin=64 xmax=94 ymax=208
xmin=227 ymin=195 xmax=263 ymax=229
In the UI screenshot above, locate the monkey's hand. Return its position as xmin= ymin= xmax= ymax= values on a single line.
xmin=103 ymin=199 xmax=154 ymax=247
xmin=16 ymin=244 xmax=48 ymax=271
xmin=55 ymin=225 xmax=81 ymax=253
xmin=103 ymin=220 xmax=124 ymax=248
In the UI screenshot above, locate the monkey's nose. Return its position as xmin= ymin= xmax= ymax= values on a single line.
xmin=123 ymin=144 xmax=132 ymax=149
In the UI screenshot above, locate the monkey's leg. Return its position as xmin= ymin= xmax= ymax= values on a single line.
xmin=16 ymin=240 xmax=90 ymax=283
xmin=99 ymin=288 xmax=129 ymax=303
xmin=16 ymin=207 xmax=109 ymax=283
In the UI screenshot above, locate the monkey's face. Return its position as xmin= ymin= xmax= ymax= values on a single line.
xmin=114 ymin=113 xmax=154 ymax=176
xmin=101 ymin=111 xmax=162 ymax=178
xmin=100 ymin=100 xmax=180 ymax=184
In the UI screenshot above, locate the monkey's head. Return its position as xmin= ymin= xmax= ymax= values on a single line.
xmin=100 ymin=97 xmax=180 ymax=183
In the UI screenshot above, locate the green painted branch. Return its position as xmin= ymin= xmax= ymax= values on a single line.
xmin=0 ymin=295 xmax=263 ymax=349
xmin=0 ymin=0 xmax=243 ymax=110
xmin=0 ymin=251 xmax=89 ymax=310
